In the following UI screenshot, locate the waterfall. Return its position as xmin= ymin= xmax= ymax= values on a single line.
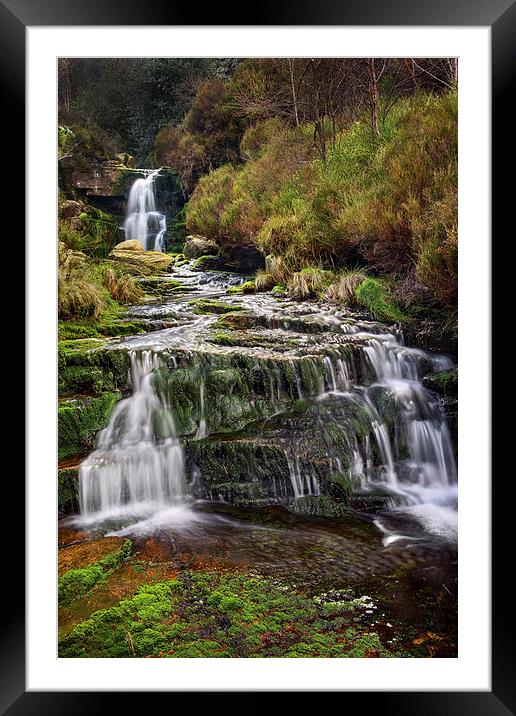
xmin=78 ymin=350 xmax=185 ymax=518
xmin=195 ymin=378 xmax=207 ymax=439
xmin=123 ymin=169 xmax=167 ymax=251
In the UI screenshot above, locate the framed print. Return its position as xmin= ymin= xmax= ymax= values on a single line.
xmin=5 ymin=0 xmax=511 ymax=709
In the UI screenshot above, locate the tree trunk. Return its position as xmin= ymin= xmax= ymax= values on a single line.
xmin=287 ymin=58 xmax=300 ymax=126
xmin=368 ymin=58 xmax=380 ymax=138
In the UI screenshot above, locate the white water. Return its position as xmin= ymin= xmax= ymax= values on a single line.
xmin=322 ymin=334 xmax=457 ymax=541
xmin=74 ymin=259 xmax=457 ymax=542
xmin=123 ymin=169 xmax=166 ymax=251
xmin=78 ymin=350 xmax=187 ymax=521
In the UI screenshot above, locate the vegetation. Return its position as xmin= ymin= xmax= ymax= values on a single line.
xmin=185 ymin=92 xmax=457 ymax=317
xmin=59 ymin=569 xmax=395 ymax=658
xmin=58 ymin=540 xmax=132 ymax=606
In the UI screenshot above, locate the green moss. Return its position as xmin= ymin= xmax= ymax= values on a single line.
xmin=58 ymin=540 xmax=132 ymax=606
xmin=271 ymin=284 xmax=286 ymax=295
xmin=328 ymin=471 xmax=355 ymax=499
xmin=58 ymin=468 xmax=79 ymax=513
xmin=59 ymin=316 xmax=147 ymax=341
xmin=226 ymin=280 xmax=256 ymax=295
xmin=59 ymin=569 xmax=394 ymax=658
xmin=209 ymin=331 xmax=255 ymax=348
xmin=58 ymin=392 xmax=121 ymax=460
xmin=355 ymin=278 xmax=405 ymax=323
xmin=423 ymin=368 xmax=457 ymax=396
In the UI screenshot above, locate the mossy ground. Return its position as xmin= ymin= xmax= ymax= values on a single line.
xmin=58 ymin=539 xmax=132 ymax=606
xmin=59 ymin=561 xmax=397 ymax=658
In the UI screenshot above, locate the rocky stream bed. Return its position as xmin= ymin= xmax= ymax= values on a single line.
xmin=58 ymin=259 xmax=458 ymax=658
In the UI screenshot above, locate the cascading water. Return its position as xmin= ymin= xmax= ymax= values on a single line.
xmin=320 ymin=333 xmax=457 ymax=539
xmin=78 ymin=350 xmax=186 ymax=521
xmin=73 ymin=259 xmax=457 ymax=542
xmin=123 ymin=169 xmax=167 ymax=251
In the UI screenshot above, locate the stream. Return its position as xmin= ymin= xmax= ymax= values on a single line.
xmin=59 ymin=173 xmax=458 ymax=656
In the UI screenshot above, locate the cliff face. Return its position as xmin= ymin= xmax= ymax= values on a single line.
xmin=59 ymin=153 xmax=184 ymax=221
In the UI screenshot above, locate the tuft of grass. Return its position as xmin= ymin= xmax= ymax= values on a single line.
xmin=287 ymin=268 xmax=333 ymax=300
xmin=58 ymin=243 xmax=106 ymax=320
xmin=102 ymin=266 xmax=144 ymax=304
xmin=265 ymin=254 xmax=290 ymax=285
xmin=325 ymin=271 xmax=368 ymax=306
xmin=255 ymin=271 xmax=275 ymax=292
xmin=354 ymin=278 xmax=404 ymax=323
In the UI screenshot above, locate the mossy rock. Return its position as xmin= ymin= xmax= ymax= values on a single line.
xmin=188 ymin=299 xmax=243 ymax=315
xmin=58 ymin=391 xmax=121 ymax=460
xmin=226 ymin=281 xmax=256 ymax=295
xmin=423 ymin=368 xmax=458 ymax=397
xmin=213 ymin=311 xmax=259 ymax=330
xmin=109 ymin=240 xmax=173 ymax=275
xmin=58 ymin=468 xmax=79 ymax=514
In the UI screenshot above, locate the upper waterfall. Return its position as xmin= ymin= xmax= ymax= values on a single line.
xmin=123 ymin=169 xmax=167 ymax=251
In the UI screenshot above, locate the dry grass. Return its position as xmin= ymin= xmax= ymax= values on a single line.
xmin=254 ymin=271 xmax=276 ymax=292
xmin=264 ymin=255 xmax=289 ymax=285
xmin=103 ymin=266 xmax=144 ymax=304
xmin=58 ymin=243 xmax=106 ymax=319
xmin=325 ymin=271 xmax=367 ymax=306
xmin=287 ymin=268 xmax=332 ymax=300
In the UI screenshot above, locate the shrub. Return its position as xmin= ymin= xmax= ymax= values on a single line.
xmin=186 ymin=165 xmax=236 ymax=240
xmin=185 ymin=91 xmax=457 ymax=309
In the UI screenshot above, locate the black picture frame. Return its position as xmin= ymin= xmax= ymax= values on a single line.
xmin=7 ymin=0 xmax=510 ymax=710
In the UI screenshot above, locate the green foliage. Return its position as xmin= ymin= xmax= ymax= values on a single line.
xmin=355 ymin=278 xmax=405 ymax=323
xmin=271 ymin=284 xmax=286 ymax=295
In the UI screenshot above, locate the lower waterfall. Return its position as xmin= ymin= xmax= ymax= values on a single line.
xmin=79 ymin=351 xmax=186 ymax=519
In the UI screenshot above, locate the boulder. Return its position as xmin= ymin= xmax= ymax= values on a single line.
xmin=113 ymin=239 xmax=145 ymax=252
xmin=183 ymin=235 xmax=219 ymax=259
xmin=109 ymin=240 xmax=173 ymax=274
